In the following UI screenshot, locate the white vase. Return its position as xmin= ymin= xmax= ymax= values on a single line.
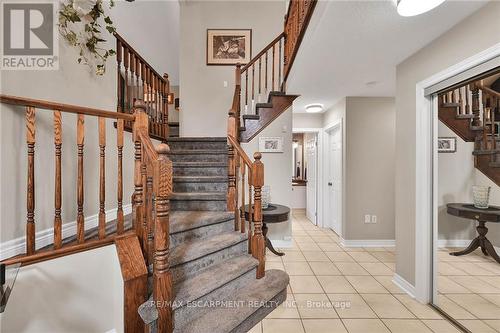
xmin=262 ymin=185 xmax=270 ymax=209
xmin=472 ymin=185 xmax=491 ymax=209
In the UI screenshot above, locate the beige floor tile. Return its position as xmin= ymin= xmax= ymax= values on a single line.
xmin=307 ymin=230 xmax=331 ymax=237
xmin=267 ymin=253 xmax=284 ymax=262
xmin=359 ymin=262 xmax=393 ymax=276
xmin=317 ymin=242 xmax=344 ymax=252
xmin=317 ymin=276 xmax=356 ymax=293
xmin=294 ymin=236 xmax=315 ymax=244
xmin=422 ymin=320 xmax=461 ymax=333
xmin=452 ymin=262 xmax=497 ymax=276
xmin=289 ymin=276 xmax=324 ymax=293
xmin=297 ymin=242 xmax=322 ymax=251
xmin=283 ymin=261 xmax=314 ymax=276
xmin=341 ymin=319 xmax=390 ymax=333
xmin=437 ymin=276 xmax=471 ymax=294
xmin=453 ymin=276 xmax=500 ymax=294
xmin=438 ymin=262 xmax=468 ymax=276
xmin=478 ymin=276 xmax=500 ymax=288
xmin=364 ymin=247 xmax=389 ymax=252
xmin=262 ymin=319 xmax=305 ymax=333
xmin=373 ymin=276 xmax=406 ymax=294
xmin=294 ymin=293 xmax=339 ymax=319
xmin=326 ymin=252 xmax=356 ymax=263
xmin=345 ymin=276 xmax=389 ymax=294
xmin=266 ymin=261 xmax=285 ymax=270
xmin=383 ymin=262 xmax=396 ymax=271
xmin=308 ymin=261 xmax=341 ymax=276
xmin=328 ymin=293 xmax=377 ymax=318
xmin=393 ymin=294 xmax=442 ymax=319
xmin=311 ymin=235 xmax=335 ymax=243
xmin=361 ymin=294 xmax=415 ymax=319
xmin=477 ymin=262 xmax=500 ymax=274
xmin=446 ymin=294 xmax=500 ymax=319
xmin=266 ymin=294 xmax=299 ymax=319
xmin=348 ymin=252 xmax=380 ymax=263
xmin=302 ymin=319 xmax=347 ymax=333
xmin=371 ymin=251 xmax=396 ymax=263
xmin=480 ymin=294 xmax=500 ymax=307
xmin=483 ymin=320 xmax=500 ymax=332
xmin=248 ymin=322 xmax=262 ymax=333
xmin=342 ymin=247 xmax=366 ymax=252
xmin=335 ymin=262 xmax=370 ymax=275
xmin=435 ymin=294 xmax=475 ymax=320
xmin=282 ymin=251 xmax=307 ymax=262
xmin=382 ymin=319 xmax=432 ymax=333
xmin=458 ymin=320 xmax=497 ymax=333
xmin=302 ymin=251 xmax=331 ymax=262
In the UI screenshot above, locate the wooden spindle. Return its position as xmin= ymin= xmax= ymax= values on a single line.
xmin=77 ymin=114 xmax=85 ymax=243
xmin=252 ymin=64 xmax=255 ymax=103
xmin=26 ymin=106 xmax=36 ymax=255
xmin=248 ymin=173 xmax=253 ymax=254
xmin=227 ymin=113 xmax=237 ymax=211
xmin=153 ymin=143 xmax=173 ymax=333
xmin=146 ymin=174 xmax=154 ymax=265
xmin=466 ymin=85 xmax=471 ymax=115
xmin=98 ymin=117 xmax=106 ymax=239
xmin=472 ymin=84 xmax=481 ymax=127
xmin=272 ymin=45 xmax=276 ymax=91
xmin=163 ymin=73 xmax=170 ymax=139
xmin=240 ymin=158 xmax=246 ymax=233
xmin=53 ymin=110 xmax=62 ymax=249
xmin=258 ymin=58 xmax=262 ymax=96
xmin=279 ymin=38 xmax=282 ymax=90
xmin=234 ymin=154 xmax=240 ymax=231
xmin=265 ymin=51 xmax=268 ymax=94
xmin=130 ymin=53 xmax=136 ymax=102
xmin=245 ymin=70 xmax=249 ymax=108
xmin=251 ymin=152 xmax=265 ymax=278
xmin=117 ymin=40 xmax=123 ymax=114
xmin=136 ymin=58 xmax=141 ymax=109
xmin=117 ymin=119 xmax=124 ymax=234
xmin=141 ymin=161 xmax=148 ymax=256
xmin=124 ymin=47 xmax=130 ymax=112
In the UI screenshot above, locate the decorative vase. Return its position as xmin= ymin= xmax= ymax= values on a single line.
xmin=262 ymin=185 xmax=270 ymax=209
xmin=472 ymin=185 xmax=491 ymax=209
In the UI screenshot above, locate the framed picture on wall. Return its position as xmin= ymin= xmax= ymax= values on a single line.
xmin=259 ymin=137 xmax=283 ymax=153
xmin=438 ymin=137 xmax=457 ymax=153
xmin=206 ymin=29 xmax=252 ymax=65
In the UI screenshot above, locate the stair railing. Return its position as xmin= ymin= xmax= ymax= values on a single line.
xmin=115 ymin=32 xmax=170 ymax=141
xmin=227 ymin=77 xmax=266 ymax=279
xmin=132 ymin=100 xmax=174 ymax=333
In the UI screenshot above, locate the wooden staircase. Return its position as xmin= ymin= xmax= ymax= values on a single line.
xmin=438 ymin=77 xmax=500 ymax=185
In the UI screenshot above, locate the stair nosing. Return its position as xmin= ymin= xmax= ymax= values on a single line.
xmin=169 ymin=211 xmax=234 ymax=235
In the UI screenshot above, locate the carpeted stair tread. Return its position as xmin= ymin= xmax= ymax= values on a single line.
xmin=171 ymin=192 xmax=226 ymax=201
xmin=169 ymin=211 xmax=234 ymax=235
xmin=168 ymin=149 xmax=227 ymax=155
xmin=173 ymin=161 xmax=227 ymax=167
xmin=167 ymin=137 xmax=227 ymax=142
xmin=173 ymin=176 xmax=227 ymax=183
xmin=138 ymin=255 xmax=259 ymax=324
xmin=175 ymin=269 xmax=289 ymax=333
xmin=170 ymin=231 xmax=247 ymax=267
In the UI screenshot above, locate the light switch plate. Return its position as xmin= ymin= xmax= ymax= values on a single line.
xmin=371 ymin=215 xmax=377 ymax=224
xmin=364 ymin=215 xmax=371 ymax=224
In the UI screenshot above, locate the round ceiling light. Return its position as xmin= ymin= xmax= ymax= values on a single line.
xmin=397 ymin=0 xmax=446 ymax=17
xmin=305 ymin=104 xmax=324 ymax=113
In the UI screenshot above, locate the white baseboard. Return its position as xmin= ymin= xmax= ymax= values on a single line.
xmin=0 ymin=204 xmax=132 ymax=261
xmin=393 ymin=273 xmax=416 ymax=298
xmin=270 ymin=239 xmax=293 ymax=249
xmin=340 ymin=238 xmax=395 ymax=248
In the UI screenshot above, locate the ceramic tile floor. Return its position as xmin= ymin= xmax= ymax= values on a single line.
xmin=437 ymin=247 xmax=500 ymax=332
xmin=247 ymin=210 xmax=499 ymax=333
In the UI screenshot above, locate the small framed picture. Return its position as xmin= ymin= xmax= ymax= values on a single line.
xmin=259 ymin=137 xmax=283 ymax=153
xmin=207 ymin=29 xmax=252 ymax=65
xmin=438 ymin=137 xmax=457 ymax=153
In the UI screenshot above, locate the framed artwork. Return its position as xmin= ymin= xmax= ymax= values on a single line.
xmin=206 ymin=29 xmax=252 ymax=65
xmin=259 ymin=137 xmax=283 ymax=153
xmin=438 ymin=137 xmax=457 ymax=153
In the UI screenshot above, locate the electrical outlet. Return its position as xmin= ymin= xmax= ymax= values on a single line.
xmin=364 ymin=215 xmax=371 ymax=224
xmin=371 ymin=215 xmax=377 ymax=224
xmin=223 ymin=81 xmax=228 ymax=87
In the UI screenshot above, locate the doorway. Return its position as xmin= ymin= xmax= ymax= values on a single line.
xmin=325 ymin=122 xmax=343 ymax=236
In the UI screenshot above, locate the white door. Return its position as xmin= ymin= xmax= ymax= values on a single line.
xmin=326 ymin=125 xmax=342 ymax=235
xmin=305 ymin=133 xmax=317 ymax=224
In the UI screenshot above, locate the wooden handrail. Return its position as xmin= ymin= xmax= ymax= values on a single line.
xmin=479 ymin=84 xmax=500 ymax=98
xmin=241 ymin=32 xmax=285 ymax=72
xmin=0 ymin=94 xmax=135 ymax=121
xmin=228 ymin=135 xmax=252 ymax=167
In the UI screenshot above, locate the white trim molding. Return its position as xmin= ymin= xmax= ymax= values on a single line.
xmin=340 ymin=238 xmax=395 ymax=248
xmin=393 ymin=273 xmax=416 ymax=298
xmin=0 ymin=204 xmax=132 ymax=260
xmin=414 ymin=42 xmax=500 ymax=303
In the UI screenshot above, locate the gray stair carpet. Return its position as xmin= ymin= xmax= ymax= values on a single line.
xmin=139 ymin=137 xmax=289 ymax=332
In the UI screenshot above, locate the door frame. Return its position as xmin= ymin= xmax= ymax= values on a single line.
xmin=414 ymin=43 xmax=500 ymax=303
xmin=293 ymin=127 xmax=321 ymax=225
xmin=322 ymin=119 xmax=344 ymax=236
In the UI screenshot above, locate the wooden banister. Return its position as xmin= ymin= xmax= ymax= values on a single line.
xmin=241 ymin=32 xmax=285 ymax=73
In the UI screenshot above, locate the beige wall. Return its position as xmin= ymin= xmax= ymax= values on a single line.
xmin=293 ymin=113 xmax=323 ymax=129
xmin=395 ymin=2 xmax=500 ymax=285
xmin=1 ymin=245 xmax=123 ymax=332
xmin=344 ymin=97 xmax=396 ymax=241
xmin=179 ymin=0 xmax=284 ymax=137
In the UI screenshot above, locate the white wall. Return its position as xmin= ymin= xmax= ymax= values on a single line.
xmin=293 ymin=113 xmax=323 ymax=129
xmin=179 ymin=0 xmax=284 ymax=137
xmin=395 ymin=2 xmax=500 ymax=285
xmin=1 ymin=245 xmax=123 ymax=333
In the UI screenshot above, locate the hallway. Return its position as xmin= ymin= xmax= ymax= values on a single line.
xmin=250 ymin=210 xmax=461 ymax=333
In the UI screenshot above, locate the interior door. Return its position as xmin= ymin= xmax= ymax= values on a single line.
xmin=305 ymin=133 xmax=317 ymax=224
xmin=327 ymin=126 xmax=342 ymax=235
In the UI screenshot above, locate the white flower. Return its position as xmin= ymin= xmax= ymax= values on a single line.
xmin=72 ymin=0 xmax=97 ymax=15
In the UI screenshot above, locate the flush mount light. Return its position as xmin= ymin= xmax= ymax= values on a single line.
xmin=305 ymin=104 xmax=324 ymax=113
xmin=397 ymin=0 xmax=446 ymax=17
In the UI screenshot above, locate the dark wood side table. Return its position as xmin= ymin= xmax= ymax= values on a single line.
xmin=446 ymin=203 xmax=500 ymax=263
xmin=241 ymin=203 xmax=290 ymax=257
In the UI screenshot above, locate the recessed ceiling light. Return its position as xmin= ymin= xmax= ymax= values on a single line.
xmin=305 ymin=104 xmax=324 ymax=113
xmin=397 ymin=0 xmax=446 ymax=17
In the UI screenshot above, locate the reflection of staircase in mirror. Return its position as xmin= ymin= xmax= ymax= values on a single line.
xmin=0 ymin=262 xmax=21 ymax=313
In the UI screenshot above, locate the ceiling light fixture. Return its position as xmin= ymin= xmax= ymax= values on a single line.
xmin=397 ymin=0 xmax=446 ymax=17
xmin=305 ymin=104 xmax=324 ymax=113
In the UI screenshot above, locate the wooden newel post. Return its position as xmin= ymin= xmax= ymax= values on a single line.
xmin=133 ymin=100 xmax=149 ymax=251
xmin=153 ymin=143 xmax=174 ymax=333
xmin=227 ymin=112 xmax=237 ymax=213
xmin=251 ymin=152 xmax=265 ymax=279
